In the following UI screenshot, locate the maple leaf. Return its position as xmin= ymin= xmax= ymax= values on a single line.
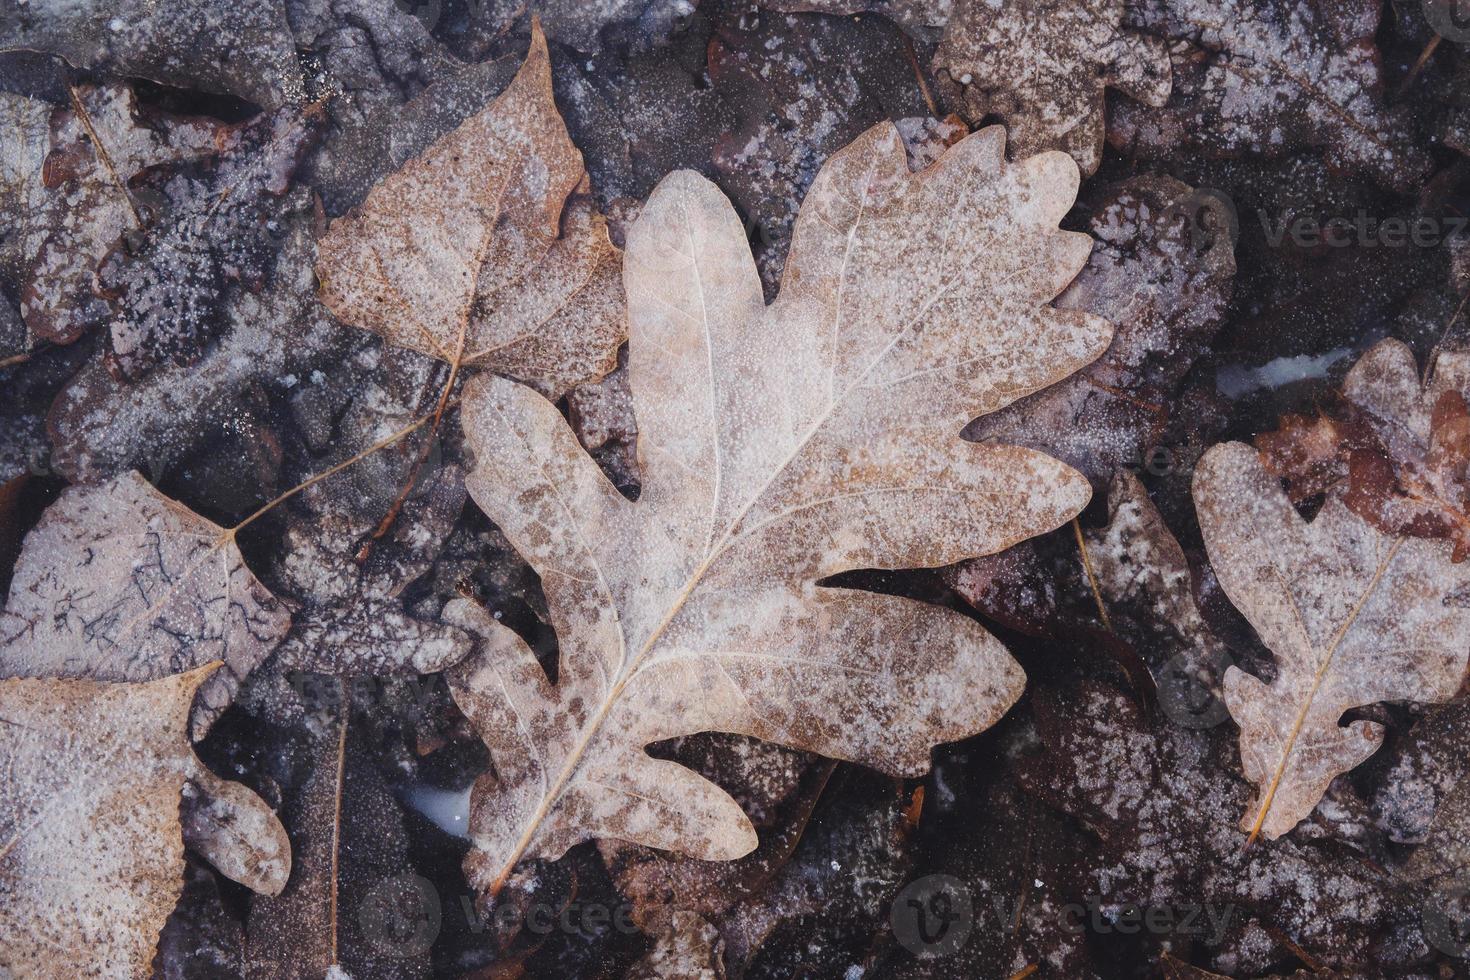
xmin=0 ymin=471 xmax=291 ymax=733
xmin=446 ymin=120 xmax=1111 ymax=894
xmin=1109 ymin=0 xmax=1432 ymax=191
xmin=1193 ymin=441 xmax=1470 ymax=840
xmin=315 ymin=22 xmax=625 ymax=400
xmin=0 ymin=666 xmax=290 ymax=978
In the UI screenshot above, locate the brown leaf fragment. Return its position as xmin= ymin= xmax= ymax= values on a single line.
xmin=1257 ymin=339 xmax=1470 ymax=561
xmin=625 ymin=911 xmax=726 ymax=980
xmin=315 ymin=22 xmax=625 ymax=400
xmin=935 ymin=0 xmax=1171 ymax=175
xmin=1193 ymin=441 xmax=1470 ymax=839
xmin=449 ymin=122 xmax=1110 ymax=894
xmin=0 ymin=667 xmax=290 ymax=979
xmin=0 ymin=471 xmax=291 ymax=733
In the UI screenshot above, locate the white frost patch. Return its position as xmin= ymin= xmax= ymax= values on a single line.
xmin=405 ymin=782 xmax=474 ymax=838
xmin=1216 ymin=348 xmax=1351 ymax=398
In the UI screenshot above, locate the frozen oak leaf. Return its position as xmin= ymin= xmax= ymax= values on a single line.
xmin=1110 ymin=0 xmax=1432 ymax=191
xmin=763 ymin=0 xmax=1171 ymax=175
xmin=0 ymin=472 xmax=291 ymax=733
xmin=315 ymin=23 xmax=624 ymax=400
xmin=1193 ymin=442 xmax=1470 ymax=840
xmin=448 ymin=121 xmax=1111 ymax=893
xmin=0 ymin=667 xmax=290 ymax=979
xmin=934 ymin=0 xmax=1171 ymax=176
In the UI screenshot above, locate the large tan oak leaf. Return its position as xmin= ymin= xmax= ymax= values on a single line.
xmin=1194 ymin=442 xmax=1470 ymax=841
xmin=449 ymin=122 xmax=1113 ymax=894
xmin=0 ymin=666 xmax=290 ymax=978
xmin=314 ymin=22 xmax=624 ymax=400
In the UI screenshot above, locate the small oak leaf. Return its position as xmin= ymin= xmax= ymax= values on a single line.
xmin=0 ymin=667 xmax=290 ymax=979
xmin=1193 ymin=441 xmax=1470 ymax=839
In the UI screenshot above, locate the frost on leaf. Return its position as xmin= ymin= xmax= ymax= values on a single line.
xmin=0 ymin=0 xmax=301 ymax=109
xmin=764 ymin=0 xmax=1171 ymax=175
xmin=1192 ymin=441 xmax=1470 ymax=840
xmin=315 ymin=22 xmax=625 ymax=400
xmin=95 ymin=100 xmax=321 ymax=380
xmin=934 ymin=0 xmax=1171 ymax=176
xmin=449 ymin=121 xmax=1111 ymax=893
xmin=1110 ymin=0 xmax=1432 ymax=191
xmin=9 ymin=83 xmax=225 ymax=348
xmin=0 ymin=472 xmax=291 ymax=733
xmin=1257 ymin=338 xmax=1470 ymax=562
xmin=0 ymin=667 xmax=290 ymax=979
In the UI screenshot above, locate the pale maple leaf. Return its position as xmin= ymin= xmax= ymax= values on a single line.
xmin=446 ymin=121 xmax=1113 ymax=894
xmin=0 ymin=666 xmax=290 ymax=978
xmin=315 ymin=22 xmax=624 ymax=400
xmin=1193 ymin=441 xmax=1470 ymax=840
xmin=0 ymin=471 xmax=292 ymax=734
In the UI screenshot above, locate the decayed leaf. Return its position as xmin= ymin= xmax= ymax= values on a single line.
xmin=0 ymin=471 xmax=291 ymax=732
xmin=315 ymin=22 xmax=624 ymax=400
xmin=448 ymin=121 xmax=1111 ymax=893
xmin=934 ymin=0 xmax=1171 ymax=175
xmin=0 ymin=0 xmax=302 ymax=109
xmin=8 ymin=83 xmax=226 ymax=348
xmin=95 ymin=99 xmax=321 ymax=380
xmin=46 ymin=187 xmax=346 ymax=483
xmin=1110 ymin=0 xmax=1432 ymax=190
xmin=0 ymin=666 xmax=290 ymax=978
xmin=1193 ymin=441 xmax=1470 ymax=839
xmin=1258 ymin=339 xmax=1470 ymax=561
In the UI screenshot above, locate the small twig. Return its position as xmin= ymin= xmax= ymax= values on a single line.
xmin=0 ymin=352 xmax=32 ymax=370
xmin=1073 ymin=517 xmax=1113 ymax=632
xmin=66 ymin=82 xmax=143 ymax=230
xmin=1424 ymin=285 xmax=1470 ymax=386
xmin=901 ymin=33 xmax=937 ymax=117
xmin=1006 ymin=966 xmax=1038 ymax=980
xmin=1397 ymin=34 xmax=1441 ymax=98
xmin=225 ymin=407 xmax=443 ymax=539
xmin=329 ymin=683 xmax=349 ymax=966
